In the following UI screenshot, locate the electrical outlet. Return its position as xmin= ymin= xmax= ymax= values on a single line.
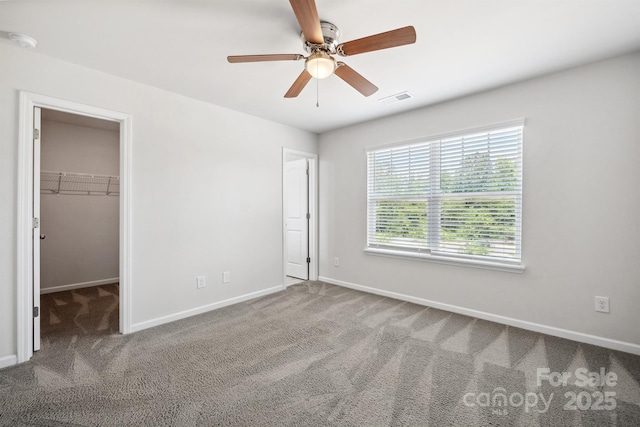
xmin=595 ymin=296 xmax=609 ymax=313
xmin=196 ymin=276 xmax=206 ymax=289
xmin=222 ymin=271 xmax=231 ymax=283
xmin=334 ymin=257 xmax=340 ymax=267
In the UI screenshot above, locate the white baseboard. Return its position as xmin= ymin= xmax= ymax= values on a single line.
xmin=0 ymin=354 xmax=17 ymax=369
xmin=319 ymin=276 xmax=640 ymax=356
xmin=130 ymin=285 xmax=285 ymax=333
xmin=40 ymin=278 xmax=119 ymax=294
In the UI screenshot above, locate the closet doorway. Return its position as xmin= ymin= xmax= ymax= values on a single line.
xmin=17 ymin=92 xmax=132 ymax=363
xmin=37 ymin=109 xmax=121 ymax=349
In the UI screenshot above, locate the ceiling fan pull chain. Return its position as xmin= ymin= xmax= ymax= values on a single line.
xmin=316 ymin=61 xmax=320 ymax=107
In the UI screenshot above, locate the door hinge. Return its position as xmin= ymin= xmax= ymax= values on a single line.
xmin=33 ymin=217 xmax=40 ymax=229
xmin=33 ymin=306 xmax=39 ymax=317
xmin=306 ymin=213 xmax=310 ymax=219
xmin=306 ymin=168 xmax=309 ymax=176
xmin=306 ymin=257 xmax=311 ymax=264
xmin=34 ymin=129 xmax=40 ymax=140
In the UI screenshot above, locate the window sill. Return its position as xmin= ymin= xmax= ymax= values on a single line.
xmin=364 ymin=247 xmax=525 ymax=273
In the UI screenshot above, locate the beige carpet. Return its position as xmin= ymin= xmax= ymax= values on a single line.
xmin=1 ymin=281 xmax=639 ymax=426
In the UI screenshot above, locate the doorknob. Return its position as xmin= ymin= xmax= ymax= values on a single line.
xmin=40 ymin=234 xmax=45 ymax=240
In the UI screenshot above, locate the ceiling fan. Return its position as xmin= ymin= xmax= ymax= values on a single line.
xmin=227 ymin=0 xmax=417 ymax=98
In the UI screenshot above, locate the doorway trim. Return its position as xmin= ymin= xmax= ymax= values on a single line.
xmin=282 ymin=149 xmax=318 ymax=284
xmin=17 ymin=91 xmax=132 ymax=363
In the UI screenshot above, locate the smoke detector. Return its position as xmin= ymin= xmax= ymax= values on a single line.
xmin=9 ymin=33 xmax=37 ymax=49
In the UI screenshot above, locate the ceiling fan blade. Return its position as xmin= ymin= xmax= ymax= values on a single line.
xmin=284 ymin=70 xmax=312 ymax=98
xmin=334 ymin=62 xmax=378 ymax=97
xmin=337 ymin=26 xmax=416 ymax=57
xmin=227 ymin=54 xmax=304 ymax=63
xmin=289 ymin=0 xmax=323 ymax=45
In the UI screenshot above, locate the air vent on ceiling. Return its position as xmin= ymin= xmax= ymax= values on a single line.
xmin=379 ymin=91 xmax=413 ymax=105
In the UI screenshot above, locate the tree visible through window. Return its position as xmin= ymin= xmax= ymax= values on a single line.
xmin=367 ymin=123 xmax=523 ymax=263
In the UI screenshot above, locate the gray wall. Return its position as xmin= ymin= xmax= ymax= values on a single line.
xmin=0 ymin=43 xmax=318 ymax=361
xmin=40 ymin=118 xmax=120 ymax=291
xmin=319 ymin=52 xmax=640 ymax=348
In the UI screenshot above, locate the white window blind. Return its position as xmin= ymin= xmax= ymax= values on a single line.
xmin=367 ymin=123 xmax=523 ymax=264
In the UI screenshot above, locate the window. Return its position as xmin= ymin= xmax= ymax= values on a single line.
xmin=366 ymin=121 xmax=523 ymax=269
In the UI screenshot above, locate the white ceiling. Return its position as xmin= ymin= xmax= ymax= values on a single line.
xmin=2 ymin=0 xmax=639 ymax=134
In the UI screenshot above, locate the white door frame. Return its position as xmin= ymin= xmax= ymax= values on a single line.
xmin=32 ymin=107 xmax=41 ymax=351
xmin=282 ymin=149 xmax=318 ymax=284
xmin=17 ymin=91 xmax=133 ymax=363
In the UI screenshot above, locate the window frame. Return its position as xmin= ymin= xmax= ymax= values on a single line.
xmin=365 ymin=120 xmax=525 ymax=273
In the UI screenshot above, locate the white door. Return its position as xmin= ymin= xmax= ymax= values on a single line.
xmin=285 ymin=158 xmax=309 ymax=280
xmin=32 ymin=107 xmax=41 ymax=352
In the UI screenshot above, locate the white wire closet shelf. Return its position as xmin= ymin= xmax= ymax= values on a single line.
xmin=41 ymin=171 xmax=120 ymax=195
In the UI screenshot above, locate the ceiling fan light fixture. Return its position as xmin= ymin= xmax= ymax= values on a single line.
xmin=305 ymin=51 xmax=336 ymax=79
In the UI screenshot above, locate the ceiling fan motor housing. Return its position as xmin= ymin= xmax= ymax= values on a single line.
xmin=302 ymin=21 xmax=340 ymax=54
